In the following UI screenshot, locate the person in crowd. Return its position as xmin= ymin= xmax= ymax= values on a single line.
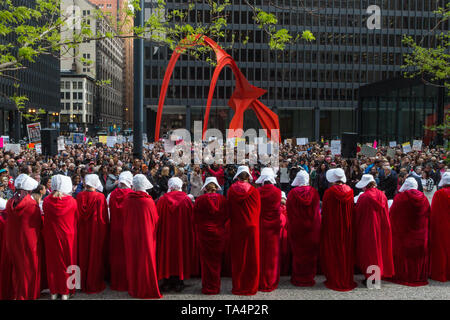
xmin=97 ymin=165 xmax=109 ymax=195
xmin=0 ymin=176 xmax=14 ymax=200
xmin=389 ymin=177 xmax=430 ymax=286
xmin=286 ymin=170 xmax=321 ymax=287
xmin=378 ymin=166 xmax=398 ymax=200
xmin=105 ymin=166 xmax=122 ymax=195
xmin=3 ymin=174 xmax=41 ymax=300
xmin=71 ymin=174 xmax=83 ymax=198
xmin=207 ymin=163 xmax=225 ymax=193
xmin=429 ymin=172 xmax=450 ymax=282
xmin=193 ymin=177 xmax=228 ymax=295
xmin=189 ymin=165 xmax=203 ymax=198
xmin=421 ymin=170 xmax=436 ymax=204
xmin=42 ymin=175 xmax=77 ymax=300
xmin=156 ymin=177 xmax=196 ymax=292
xmin=354 ymin=174 xmax=394 ymax=284
xmin=320 ymin=168 xmax=357 ymax=291
xmin=107 ymin=171 xmax=133 ymax=292
xmin=76 ymin=174 xmax=109 ymax=294
xmin=227 ymin=166 xmax=261 ymax=295
xmin=31 ymin=185 xmax=46 ymax=212
xmin=256 ymin=167 xmax=282 ymax=292
xmin=123 ymin=174 xmax=162 ymax=299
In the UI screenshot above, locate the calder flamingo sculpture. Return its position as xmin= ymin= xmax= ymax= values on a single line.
xmin=154 ymin=35 xmax=280 ymax=142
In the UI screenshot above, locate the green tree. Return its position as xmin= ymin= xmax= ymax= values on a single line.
xmin=0 ymin=0 xmax=315 ymax=121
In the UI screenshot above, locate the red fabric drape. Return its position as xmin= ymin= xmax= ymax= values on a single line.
xmin=4 ymin=195 xmax=42 ymax=300
xmin=227 ymin=181 xmax=261 ymax=295
xmin=123 ymin=191 xmax=161 ymax=299
xmin=0 ymin=210 xmax=13 ymax=300
xmin=156 ymin=191 xmax=196 ymax=280
xmin=258 ymin=184 xmax=281 ymax=292
xmin=193 ymin=193 xmax=228 ymax=294
xmin=76 ymin=191 xmax=109 ymax=294
xmin=279 ymin=204 xmax=292 ymax=276
xmin=320 ymin=184 xmax=357 ymax=291
xmin=429 ymin=187 xmax=450 ymax=282
xmin=108 ymin=188 xmax=133 ymax=291
xmin=42 ymin=194 xmax=78 ymax=295
xmin=354 ymin=188 xmax=394 ymax=279
xmin=287 ymin=186 xmax=321 ymax=286
xmin=388 ymin=189 xmax=430 ymax=286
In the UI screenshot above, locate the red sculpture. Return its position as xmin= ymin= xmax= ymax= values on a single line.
xmin=154 ymin=35 xmax=280 ymax=142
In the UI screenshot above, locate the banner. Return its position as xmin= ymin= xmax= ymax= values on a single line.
xmin=72 ymin=133 xmax=85 ymax=144
xmin=402 ymin=142 xmax=412 ymax=153
xmin=107 ymin=136 xmax=117 ymax=148
xmin=412 ymin=140 xmax=423 ymax=151
xmin=27 ymin=123 xmax=41 ymax=143
xmin=296 ymin=138 xmax=308 ymax=146
xmin=360 ymin=145 xmax=377 ymax=157
xmin=330 ymin=140 xmax=341 ymax=156
xmin=99 ymin=136 xmax=107 ymax=144
xmin=5 ymin=144 xmax=20 ymax=154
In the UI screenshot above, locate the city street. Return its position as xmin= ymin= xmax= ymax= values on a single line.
xmin=38 ymin=275 xmax=450 ymax=300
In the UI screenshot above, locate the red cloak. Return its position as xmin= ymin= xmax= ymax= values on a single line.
xmin=76 ymin=191 xmax=109 ymax=294
xmin=286 ymin=186 xmax=321 ymax=286
xmin=354 ymin=188 xmax=394 ymax=279
xmin=4 ymin=195 xmax=42 ymax=300
xmin=429 ymin=187 xmax=450 ymax=282
xmin=123 ymin=191 xmax=162 ymax=299
xmin=227 ymin=181 xmax=261 ymax=295
xmin=258 ymin=184 xmax=282 ymax=292
xmin=42 ymin=194 xmax=78 ymax=295
xmin=0 ymin=210 xmax=13 ymax=300
xmin=279 ymin=204 xmax=292 ymax=276
xmin=320 ymin=184 xmax=357 ymax=291
xmin=108 ymin=187 xmax=133 ymax=291
xmin=156 ymin=191 xmax=196 ymax=280
xmin=221 ymin=220 xmax=232 ymax=277
xmin=193 ymin=193 xmax=228 ymax=294
xmin=389 ymin=189 xmax=430 ymax=286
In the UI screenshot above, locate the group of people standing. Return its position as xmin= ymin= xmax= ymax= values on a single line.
xmin=0 ymin=164 xmax=449 ymax=300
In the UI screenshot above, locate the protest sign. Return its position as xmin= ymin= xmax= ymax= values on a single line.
xmin=389 ymin=141 xmax=397 ymax=148
xmin=387 ymin=148 xmax=396 ymax=158
xmin=330 ymin=140 xmax=341 ymax=156
xmin=1 ymin=136 xmax=9 ymax=144
xmin=412 ymin=140 xmax=423 ymax=151
xmin=402 ymin=142 xmax=412 ymax=153
xmin=163 ymin=139 xmax=175 ymax=153
xmin=99 ymin=136 xmax=107 ymax=144
xmin=57 ymin=136 xmax=65 ymax=151
xmin=296 ymin=138 xmax=308 ymax=146
xmin=360 ymin=145 xmax=377 ymax=157
xmin=107 ymin=136 xmax=117 ymax=148
xmin=72 ymin=133 xmax=84 ymax=144
xmin=27 ymin=123 xmax=41 ymax=143
xmin=35 ymin=143 xmax=42 ymax=155
xmin=5 ymin=144 xmax=20 ymax=154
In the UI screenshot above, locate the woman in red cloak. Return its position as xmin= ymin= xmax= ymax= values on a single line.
xmin=388 ymin=177 xmax=430 ymax=286
xmin=0 ymin=198 xmax=13 ymax=300
xmin=107 ymin=171 xmax=133 ymax=292
xmin=354 ymin=174 xmax=394 ymax=283
xmin=287 ymin=170 xmax=321 ymax=287
xmin=279 ymin=191 xmax=291 ymax=276
xmin=193 ymin=177 xmax=228 ymax=294
xmin=320 ymin=168 xmax=357 ymax=291
xmin=156 ymin=177 xmax=196 ymax=292
xmin=76 ymin=174 xmax=109 ymax=294
xmin=42 ymin=175 xmax=78 ymax=300
xmin=255 ymin=167 xmax=282 ymax=292
xmin=123 ymin=174 xmax=162 ymax=299
xmin=227 ymin=166 xmax=261 ymax=295
xmin=429 ymin=172 xmax=450 ymax=282
xmin=4 ymin=174 xmax=42 ymax=300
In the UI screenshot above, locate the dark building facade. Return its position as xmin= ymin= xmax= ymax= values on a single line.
xmin=143 ymin=0 xmax=447 ymax=142
xmin=0 ymin=0 xmax=60 ymax=141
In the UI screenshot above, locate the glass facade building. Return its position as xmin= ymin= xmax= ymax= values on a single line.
xmin=143 ymin=0 xmax=447 ymax=141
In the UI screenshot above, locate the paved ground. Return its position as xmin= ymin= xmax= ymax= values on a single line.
xmin=38 ymin=275 xmax=450 ymax=300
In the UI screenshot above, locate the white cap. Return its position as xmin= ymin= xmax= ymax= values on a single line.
xmin=355 ymin=174 xmax=376 ymax=189
xmin=119 ymin=171 xmax=133 ymax=188
xmin=438 ymin=171 xmax=450 ymax=187
xmin=132 ymin=174 xmax=153 ymax=191
xmin=255 ymin=167 xmax=276 ymax=184
xmin=85 ymin=174 xmax=103 ymax=192
xmin=281 ymin=191 xmax=287 ymax=200
xmin=14 ymin=174 xmax=38 ymax=191
xmin=291 ymin=170 xmax=309 ymax=187
xmin=201 ymin=177 xmax=222 ymax=191
xmin=168 ymin=177 xmax=183 ymax=192
xmin=233 ymin=165 xmax=253 ymax=181
xmin=0 ymin=198 xmax=7 ymax=210
xmin=326 ymin=168 xmax=347 ymax=184
xmin=51 ymin=174 xmax=73 ymax=195
xmin=399 ymin=177 xmax=418 ymax=193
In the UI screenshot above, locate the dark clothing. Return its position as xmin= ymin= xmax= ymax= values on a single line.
xmin=379 ymin=171 xmax=398 ymax=200
xmin=408 ymin=173 xmax=424 ymax=192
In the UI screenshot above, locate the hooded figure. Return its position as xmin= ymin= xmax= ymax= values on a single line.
xmin=76 ymin=174 xmax=109 ymax=294
xmin=42 ymin=175 xmax=78 ymax=300
xmin=389 ymin=177 xmax=430 ymax=286
xmin=287 ymin=170 xmax=321 ymax=287
xmin=256 ymin=167 xmax=282 ymax=292
xmin=2 ymin=174 xmax=42 ymax=300
xmin=0 ymin=197 xmax=13 ymax=300
xmin=429 ymin=172 xmax=450 ymax=282
xmin=193 ymin=177 xmax=228 ymax=294
xmin=123 ymin=174 xmax=162 ymax=299
xmin=354 ymin=174 xmax=394 ymax=282
xmin=320 ymin=168 xmax=357 ymax=291
xmin=227 ymin=166 xmax=261 ymax=295
xmin=107 ymin=171 xmax=134 ymax=292
xmin=156 ymin=177 xmax=196 ymax=292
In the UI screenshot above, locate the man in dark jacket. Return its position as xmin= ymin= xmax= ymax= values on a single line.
xmin=378 ymin=166 xmax=398 ymax=200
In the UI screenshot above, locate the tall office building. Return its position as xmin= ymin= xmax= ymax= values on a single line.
xmin=143 ymin=0 xmax=448 ymax=142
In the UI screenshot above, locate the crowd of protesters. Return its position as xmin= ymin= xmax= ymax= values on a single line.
xmin=0 ymin=139 xmax=448 ymax=300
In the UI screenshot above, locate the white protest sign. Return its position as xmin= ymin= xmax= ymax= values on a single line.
xmin=402 ymin=142 xmax=412 ymax=153
xmin=412 ymin=140 xmax=423 ymax=151
xmin=163 ymin=139 xmax=175 ymax=153
xmin=58 ymin=137 xmax=65 ymax=151
xmin=296 ymin=138 xmax=308 ymax=146
xmin=35 ymin=143 xmax=42 ymax=155
xmin=389 ymin=141 xmax=397 ymax=148
xmin=330 ymin=140 xmax=341 ymax=156
xmin=5 ymin=144 xmax=20 ymax=154
xmin=107 ymin=136 xmax=117 ymax=148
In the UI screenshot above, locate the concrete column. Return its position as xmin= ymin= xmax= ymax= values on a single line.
xmin=314 ymin=106 xmax=320 ymax=142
